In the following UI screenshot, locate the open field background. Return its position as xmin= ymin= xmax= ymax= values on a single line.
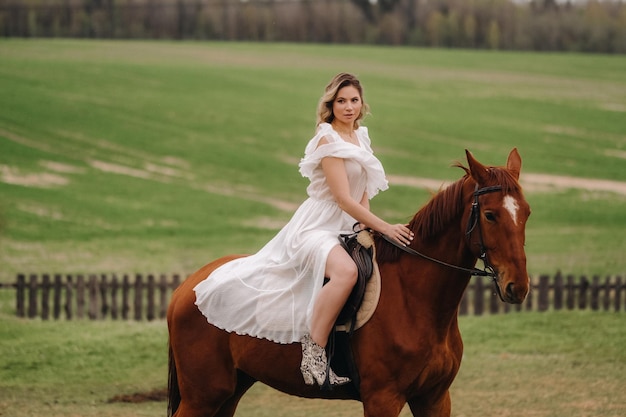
xmin=0 ymin=40 xmax=625 ymax=417
xmin=1 ymin=40 xmax=625 ymax=281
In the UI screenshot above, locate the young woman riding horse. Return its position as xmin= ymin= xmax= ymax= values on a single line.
xmin=168 ymin=74 xmax=531 ymax=417
xmin=193 ymin=72 xmax=412 ymax=387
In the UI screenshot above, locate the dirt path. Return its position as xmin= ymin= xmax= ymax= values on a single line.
xmin=387 ymin=174 xmax=626 ymax=196
xmin=521 ymin=173 xmax=626 ymax=196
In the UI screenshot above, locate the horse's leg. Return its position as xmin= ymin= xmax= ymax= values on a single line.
xmin=213 ymin=371 xmax=256 ymax=417
xmin=361 ymin=390 xmax=406 ymax=417
xmin=172 ymin=328 xmax=237 ymax=417
xmin=407 ymin=391 xmax=451 ymax=417
xmin=170 ymin=296 xmax=239 ymax=416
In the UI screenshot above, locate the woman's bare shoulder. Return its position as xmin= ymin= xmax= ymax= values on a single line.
xmin=316 ymin=135 xmax=331 ymax=148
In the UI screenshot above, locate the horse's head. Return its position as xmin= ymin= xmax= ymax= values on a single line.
xmin=463 ymin=148 xmax=531 ymax=304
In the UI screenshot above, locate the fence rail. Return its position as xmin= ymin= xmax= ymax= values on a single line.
xmin=3 ymin=273 xmax=625 ymax=320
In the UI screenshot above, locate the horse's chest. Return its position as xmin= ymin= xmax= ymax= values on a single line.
xmin=409 ymin=343 xmax=462 ymax=394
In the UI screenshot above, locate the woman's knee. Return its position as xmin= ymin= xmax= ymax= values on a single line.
xmin=337 ymin=262 xmax=357 ymax=287
xmin=327 ymin=250 xmax=358 ymax=287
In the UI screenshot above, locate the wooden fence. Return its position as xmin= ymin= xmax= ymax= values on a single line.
xmin=11 ymin=273 xmax=181 ymax=320
xmin=3 ymin=272 xmax=625 ymax=320
xmin=460 ymin=273 xmax=624 ymax=315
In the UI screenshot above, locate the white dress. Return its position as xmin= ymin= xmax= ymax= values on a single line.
xmin=193 ymin=122 xmax=389 ymax=344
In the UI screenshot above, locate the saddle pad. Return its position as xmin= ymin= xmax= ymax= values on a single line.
xmin=335 ymin=246 xmax=381 ymax=333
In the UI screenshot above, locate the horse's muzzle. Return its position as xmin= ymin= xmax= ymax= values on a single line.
xmin=501 ymin=280 xmax=528 ymax=304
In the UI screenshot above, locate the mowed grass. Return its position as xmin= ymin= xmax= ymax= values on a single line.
xmin=0 ymin=297 xmax=624 ymax=417
xmin=0 ymin=40 xmax=625 ymax=280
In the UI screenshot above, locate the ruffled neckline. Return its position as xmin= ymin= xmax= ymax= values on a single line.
xmin=299 ymin=123 xmax=389 ymax=198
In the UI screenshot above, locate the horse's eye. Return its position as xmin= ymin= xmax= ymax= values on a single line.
xmin=484 ymin=212 xmax=496 ymax=222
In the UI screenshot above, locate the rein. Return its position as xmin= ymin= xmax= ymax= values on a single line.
xmin=380 ymin=184 xmax=503 ymax=279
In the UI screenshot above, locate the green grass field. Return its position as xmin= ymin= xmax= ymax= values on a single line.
xmin=0 ymin=40 xmax=625 ymax=417
xmin=1 ymin=40 xmax=625 ymax=280
xmin=0 ymin=307 xmax=624 ymax=417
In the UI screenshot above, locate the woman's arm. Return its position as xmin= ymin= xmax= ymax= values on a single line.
xmin=321 ymin=156 xmax=413 ymax=246
xmin=359 ymin=191 xmax=369 ymax=210
xmin=356 ymin=192 xmax=369 ymax=231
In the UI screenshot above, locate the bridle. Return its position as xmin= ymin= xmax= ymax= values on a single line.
xmin=380 ymin=184 xmax=503 ymax=281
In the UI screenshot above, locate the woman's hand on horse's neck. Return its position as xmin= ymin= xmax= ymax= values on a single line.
xmin=321 ymin=156 xmax=412 ymax=246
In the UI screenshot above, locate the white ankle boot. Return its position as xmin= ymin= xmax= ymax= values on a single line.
xmin=300 ymin=334 xmax=350 ymax=387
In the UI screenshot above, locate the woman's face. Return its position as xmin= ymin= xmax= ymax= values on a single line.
xmin=332 ymin=85 xmax=362 ymax=128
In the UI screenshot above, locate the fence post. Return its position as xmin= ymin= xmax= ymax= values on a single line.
xmin=578 ymin=276 xmax=589 ymax=310
xmin=566 ymin=275 xmax=575 ymax=310
xmin=147 ymin=274 xmax=155 ymax=321
xmin=616 ymin=276 xmax=623 ymax=312
xmin=111 ymin=274 xmax=119 ymax=320
xmin=538 ymin=275 xmax=549 ymax=312
xmin=88 ymin=274 xmax=98 ymax=319
xmin=76 ymin=274 xmax=85 ymax=319
xmin=65 ymin=275 xmax=73 ymax=320
xmin=16 ymin=274 xmax=25 ymax=318
xmin=602 ymin=276 xmax=611 ymax=311
xmin=53 ymin=274 xmax=62 ymax=319
xmin=590 ymin=275 xmax=600 ymax=311
xmin=159 ymin=274 xmax=168 ymax=319
xmin=28 ymin=274 xmax=38 ymax=318
xmin=41 ymin=274 xmax=51 ymax=320
xmin=122 ymin=274 xmax=130 ymax=320
xmin=134 ymin=274 xmax=143 ymax=321
xmin=553 ymin=272 xmax=563 ymax=310
xmin=100 ymin=274 xmax=109 ymax=319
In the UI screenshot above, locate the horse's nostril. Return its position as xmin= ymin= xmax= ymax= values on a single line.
xmin=506 ymin=282 xmax=515 ymax=300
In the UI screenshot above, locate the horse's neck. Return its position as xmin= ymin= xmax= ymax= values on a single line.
xmin=401 ymin=226 xmax=474 ymax=322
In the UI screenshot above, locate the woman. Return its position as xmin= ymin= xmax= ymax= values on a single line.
xmin=194 ymin=73 xmax=413 ymax=388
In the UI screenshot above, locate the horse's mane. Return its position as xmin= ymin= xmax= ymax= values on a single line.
xmin=375 ymin=162 xmax=521 ymax=264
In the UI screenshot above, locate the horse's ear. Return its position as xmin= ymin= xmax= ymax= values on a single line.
xmin=465 ymin=149 xmax=489 ymax=185
xmin=506 ymin=148 xmax=522 ymax=180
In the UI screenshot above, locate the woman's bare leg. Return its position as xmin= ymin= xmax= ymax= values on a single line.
xmin=310 ymin=245 xmax=358 ymax=347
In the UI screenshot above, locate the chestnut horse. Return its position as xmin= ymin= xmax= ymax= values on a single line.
xmin=167 ymin=148 xmax=531 ymax=417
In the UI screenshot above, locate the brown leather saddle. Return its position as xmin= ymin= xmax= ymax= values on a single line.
xmin=335 ymin=226 xmax=375 ymax=328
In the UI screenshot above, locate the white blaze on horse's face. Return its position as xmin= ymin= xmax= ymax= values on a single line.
xmin=503 ymin=195 xmax=520 ymax=226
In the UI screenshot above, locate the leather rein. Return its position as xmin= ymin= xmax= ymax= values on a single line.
xmin=380 ymin=184 xmax=503 ymax=279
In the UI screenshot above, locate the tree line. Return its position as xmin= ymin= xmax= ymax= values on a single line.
xmin=1 ymin=0 xmax=625 ymax=53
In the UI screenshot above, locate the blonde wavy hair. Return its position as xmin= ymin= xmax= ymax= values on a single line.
xmin=316 ymin=73 xmax=370 ymax=129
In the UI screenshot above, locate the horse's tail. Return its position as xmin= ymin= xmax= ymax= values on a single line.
xmin=167 ymin=341 xmax=181 ymax=417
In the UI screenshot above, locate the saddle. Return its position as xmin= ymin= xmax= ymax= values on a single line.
xmin=335 ymin=225 xmax=375 ymax=329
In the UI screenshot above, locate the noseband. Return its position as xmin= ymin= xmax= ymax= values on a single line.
xmin=381 ymin=184 xmax=503 ymax=279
